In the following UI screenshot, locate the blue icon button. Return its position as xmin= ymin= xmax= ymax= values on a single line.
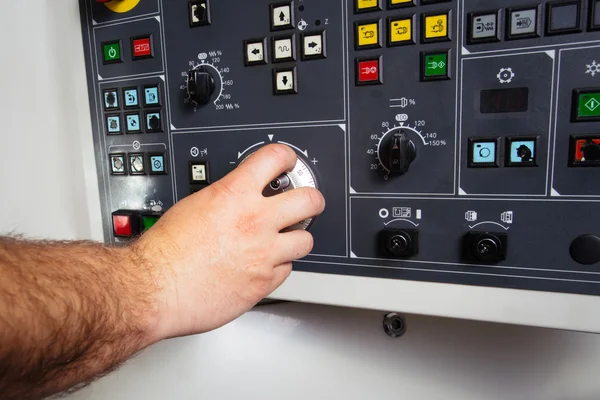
xmin=471 ymin=140 xmax=497 ymax=165
xmin=150 ymin=155 xmax=166 ymax=174
xmin=103 ymin=90 xmax=119 ymax=110
xmin=106 ymin=115 xmax=121 ymax=134
xmin=123 ymin=88 xmax=139 ymax=107
xmin=144 ymin=86 xmax=160 ymax=106
xmin=508 ymin=139 xmax=536 ymax=166
xmin=126 ymin=114 xmax=141 ymax=133
xmin=146 ymin=112 xmax=162 ymax=132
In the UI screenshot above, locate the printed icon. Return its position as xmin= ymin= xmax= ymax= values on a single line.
xmin=393 ymin=207 xmax=412 ymax=218
xmin=144 ymin=87 xmax=159 ymax=105
xmin=379 ymin=208 xmax=390 ymax=219
xmin=124 ymin=89 xmax=138 ymax=107
xmin=475 ymin=18 xmax=495 ymax=33
xmin=198 ymin=52 xmax=208 ymax=60
xmin=106 ymin=116 xmax=120 ymax=134
xmin=298 ymin=19 xmax=308 ymax=31
xmin=104 ymin=91 xmax=118 ymax=109
xmin=191 ymin=164 xmax=207 ymax=182
xmin=416 ymin=209 xmax=422 ymax=220
xmin=431 ymin=19 xmax=444 ymax=33
xmin=514 ymin=14 xmax=532 ymax=30
xmin=472 ymin=141 xmax=496 ymax=164
xmin=190 ymin=147 xmax=200 ymax=157
xmin=501 ymin=211 xmax=514 ymax=224
xmin=146 ymin=113 xmax=161 ymax=131
xmin=586 ymin=98 xmax=600 ymax=112
xmin=393 ymin=22 xmax=408 ymax=35
xmin=586 ymin=61 xmax=600 ymax=77
xmin=127 ymin=115 xmax=140 ymax=132
xmin=396 ymin=114 xmax=408 ymax=121
xmin=108 ymin=48 xmax=117 ymax=58
xmin=150 ymin=155 xmax=165 ymax=174
xmin=362 ymin=29 xmax=375 ymax=39
xmin=427 ymin=59 xmax=446 ymax=70
xmin=497 ymin=67 xmax=514 ymax=84
xmin=509 ymin=139 xmax=536 ymax=164
xmin=465 ymin=211 xmax=478 ymax=222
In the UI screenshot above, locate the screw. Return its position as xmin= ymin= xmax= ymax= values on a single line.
xmin=383 ymin=313 xmax=407 ymax=338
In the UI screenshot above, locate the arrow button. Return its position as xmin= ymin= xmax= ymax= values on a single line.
xmin=271 ymin=3 xmax=293 ymax=29
xmin=274 ymin=67 xmax=297 ymax=95
xmin=302 ymin=31 xmax=326 ymax=60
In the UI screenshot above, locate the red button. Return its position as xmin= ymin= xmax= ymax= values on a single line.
xmin=132 ymin=37 xmax=152 ymax=59
xmin=357 ymin=58 xmax=381 ymax=84
xmin=113 ymin=215 xmax=133 ymax=237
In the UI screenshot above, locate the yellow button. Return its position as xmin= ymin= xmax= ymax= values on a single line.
xmin=356 ymin=0 xmax=379 ymax=11
xmin=357 ymin=22 xmax=380 ymax=48
xmin=424 ymin=13 xmax=449 ymax=40
xmin=390 ymin=0 xmax=413 ymax=4
xmin=389 ymin=18 xmax=412 ymax=43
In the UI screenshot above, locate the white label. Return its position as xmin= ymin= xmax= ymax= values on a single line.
xmin=274 ymin=38 xmax=293 ymax=60
xmin=273 ymin=5 xmax=291 ymax=27
xmin=191 ymin=165 xmax=207 ymax=182
xmin=303 ymin=34 xmax=323 ymax=56
xmin=246 ymin=42 xmax=264 ymax=63
xmin=276 ymin=71 xmax=295 ymax=92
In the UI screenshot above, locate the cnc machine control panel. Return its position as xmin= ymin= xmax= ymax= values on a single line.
xmin=80 ymin=0 xmax=600 ymax=299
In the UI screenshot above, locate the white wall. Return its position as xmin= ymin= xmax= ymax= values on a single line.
xmin=1 ymin=1 xmax=600 ymax=400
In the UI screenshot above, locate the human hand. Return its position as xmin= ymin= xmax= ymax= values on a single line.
xmin=134 ymin=144 xmax=325 ymax=342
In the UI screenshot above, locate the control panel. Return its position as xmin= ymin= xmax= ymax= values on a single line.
xmin=80 ymin=0 xmax=600 ymax=310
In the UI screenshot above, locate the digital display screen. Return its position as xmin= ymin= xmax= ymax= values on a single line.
xmin=480 ymin=87 xmax=529 ymax=114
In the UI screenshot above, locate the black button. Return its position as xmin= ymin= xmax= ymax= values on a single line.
xmin=379 ymin=229 xmax=419 ymax=258
xmin=189 ymin=1 xmax=211 ymax=27
xmin=589 ymin=0 xmax=600 ymax=30
xmin=570 ymin=234 xmax=600 ymax=265
xmin=546 ymin=0 xmax=582 ymax=35
xmin=463 ymin=232 xmax=507 ymax=263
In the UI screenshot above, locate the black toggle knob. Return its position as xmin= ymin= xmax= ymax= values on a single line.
xmin=187 ymin=66 xmax=215 ymax=105
xmin=379 ymin=131 xmax=416 ymax=176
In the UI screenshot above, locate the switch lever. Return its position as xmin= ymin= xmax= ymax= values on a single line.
xmin=388 ymin=132 xmax=416 ymax=175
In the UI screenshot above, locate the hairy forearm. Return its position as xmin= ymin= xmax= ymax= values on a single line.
xmin=0 ymin=237 xmax=160 ymax=400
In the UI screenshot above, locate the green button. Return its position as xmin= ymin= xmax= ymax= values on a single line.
xmin=578 ymin=92 xmax=600 ymax=118
xmin=424 ymin=53 xmax=448 ymax=77
xmin=142 ymin=215 xmax=160 ymax=231
xmin=103 ymin=41 xmax=121 ymax=63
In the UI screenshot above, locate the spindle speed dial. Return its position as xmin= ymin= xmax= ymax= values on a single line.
xmin=377 ymin=127 xmax=417 ymax=176
xmin=186 ymin=66 xmax=215 ymax=105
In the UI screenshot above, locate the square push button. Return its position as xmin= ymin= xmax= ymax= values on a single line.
xmin=102 ymin=40 xmax=122 ymax=64
xmin=129 ymin=153 xmax=146 ymax=175
xmin=421 ymin=51 xmax=449 ymax=81
xmin=388 ymin=0 xmax=414 ymax=9
xmin=422 ymin=11 xmax=451 ymax=43
xmin=355 ymin=20 xmax=382 ymax=50
xmin=546 ymin=1 xmax=582 ymax=35
xmin=190 ymin=161 xmax=209 ymax=184
xmin=244 ymin=38 xmax=267 ymax=66
xmin=590 ymin=0 xmax=600 ymax=30
xmin=106 ymin=114 xmax=122 ymax=135
xmin=270 ymin=2 xmax=294 ymax=31
xmin=573 ymin=89 xmax=600 ymax=121
xmin=112 ymin=212 xmax=135 ymax=238
xmin=273 ymin=67 xmax=297 ymax=95
xmin=123 ymin=87 xmax=139 ymax=108
xmin=103 ymin=89 xmax=119 ymax=110
xmin=125 ymin=113 xmax=142 ymax=134
xmin=388 ymin=16 xmax=414 ymax=46
xmin=143 ymin=86 xmax=160 ymax=107
xmin=356 ymin=0 xmax=381 ymax=13
xmin=109 ymin=153 xmax=127 ymax=175
xmin=506 ymin=137 xmax=538 ymax=167
xmin=507 ymin=7 xmax=539 ymax=39
xmin=569 ymin=135 xmax=600 ymax=166
xmin=189 ymin=1 xmax=211 ymax=27
xmin=131 ymin=35 xmax=153 ymax=60
xmin=141 ymin=214 xmax=161 ymax=231
xmin=301 ymin=31 xmax=327 ymax=60
xmin=272 ymin=35 xmax=295 ymax=63
xmin=145 ymin=111 xmax=163 ymax=132
xmin=356 ymin=57 xmax=382 ymax=85
xmin=468 ymin=138 xmax=499 ymax=167
xmin=468 ymin=11 xmax=500 ymax=43
xmin=148 ymin=153 xmax=167 ymax=175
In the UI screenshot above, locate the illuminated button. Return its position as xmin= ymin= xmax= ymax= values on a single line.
xmin=189 ymin=1 xmax=211 ymax=27
xmin=355 ymin=20 xmax=382 ymax=49
xmin=190 ymin=161 xmax=209 ymax=184
xmin=102 ymin=40 xmax=121 ymax=64
xmin=271 ymin=2 xmax=294 ymax=30
xmin=125 ymin=113 xmax=142 ymax=134
xmin=356 ymin=57 xmax=382 ymax=85
xmin=421 ymin=51 xmax=449 ymax=81
xmin=507 ymin=7 xmax=539 ymax=39
xmin=388 ymin=0 xmax=414 ymax=9
xmin=143 ymin=86 xmax=160 ymax=106
xmin=546 ymin=1 xmax=582 ymax=35
xmin=141 ymin=214 xmax=161 ymax=231
xmin=109 ymin=153 xmax=127 ymax=175
xmin=145 ymin=111 xmax=162 ymax=132
xmin=273 ymin=67 xmax=297 ymax=95
xmin=103 ymin=89 xmax=119 ymax=110
xmin=244 ymin=38 xmax=267 ymax=66
xmin=129 ymin=153 xmax=146 ymax=175
xmin=131 ymin=35 xmax=153 ymax=60
xmin=422 ymin=11 xmax=450 ymax=42
xmin=506 ymin=137 xmax=538 ymax=167
xmin=356 ymin=0 xmax=381 ymax=13
xmin=106 ymin=114 xmax=121 ymax=135
xmin=573 ymin=89 xmax=600 ymax=122
xmin=123 ymin=87 xmax=139 ymax=108
xmin=272 ymin=35 xmax=295 ymax=63
xmin=468 ymin=11 xmax=499 ymax=43
xmin=301 ymin=31 xmax=326 ymax=60
xmin=570 ymin=135 xmax=600 ymax=166
xmin=388 ymin=16 xmax=414 ymax=45
xmin=113 ymin=214 xmax=133 ymax=237
xmin=468 ymin=138 xmax=499 ymax=168
xmin=148 ymin=153 xmax=167 ymax=175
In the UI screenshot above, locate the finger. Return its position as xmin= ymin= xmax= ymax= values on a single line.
xmin=268 ymin=262 xmax=293 ymax=294
xmin=267 ymin=187 xmax=325 ymax=230
xmin=220 ymin=144 xmax=298 ymax=194
xmin=270 ymin=230 xmax=314 ymax=265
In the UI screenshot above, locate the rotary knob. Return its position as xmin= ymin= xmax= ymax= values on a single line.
xmin=186 ymin=66 xmax=215 ymax=105
xmin=378 ymin=130 xmax=417 ymax=176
